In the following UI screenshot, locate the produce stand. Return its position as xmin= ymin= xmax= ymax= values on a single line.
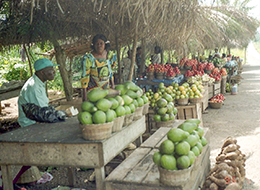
xmin=136 ymin=75 xmax=184 ymax=91
xmin=147 ymin=102 xmax=203 ymax=132
xmin=0 ymin=116 xmax=146 ymax=190
xmin=105 ymin=121 xmax=210 ymax=190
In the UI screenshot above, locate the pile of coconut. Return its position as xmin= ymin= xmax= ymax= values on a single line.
xmin=202 ymin=136 xmax=246 ymax=190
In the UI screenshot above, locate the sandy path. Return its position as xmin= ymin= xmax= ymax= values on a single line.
xmin=203 ymin=42 xmax=260 ymax=189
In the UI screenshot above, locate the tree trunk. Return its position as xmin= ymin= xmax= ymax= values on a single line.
xmin=140 ymin=38 xmax=146 ymax=76
xmin=53 ymin=41 xmax=73 ymax=101
xmin=115 ymin=34 xmax=122 ymax=84
xmin=128 ymin=34 xmax=138 ymax=81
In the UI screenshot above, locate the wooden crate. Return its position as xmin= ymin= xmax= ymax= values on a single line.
xmin=105 ymin=126 xmax=210 ymax=190
xmin=208 ymin=84 xmax=213 ymax=99
xmin=175 ymin=103 xmax=203 ymax=126
xmin=213 ymin=82 xmax=220 ymax=96
xmin=221 ymin=75 xmax=227 ymax=94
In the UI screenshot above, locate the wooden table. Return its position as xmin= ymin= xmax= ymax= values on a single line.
xmin=0 ymin=116 xmax=146 ymax=190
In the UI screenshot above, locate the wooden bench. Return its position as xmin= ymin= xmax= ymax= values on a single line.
xmin=105 ymin=121 xmax=210 ymax=190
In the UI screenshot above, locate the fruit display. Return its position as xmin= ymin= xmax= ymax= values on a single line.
xmin=154 ymin=63 xmax=167 ymax=73
xmin=209 ymin=94 xmax=225 ymax=103
xmin=78 ymin=81 xmax=148 ymax=126
xmin=153 ymin=119 xmax=208 ymax=171
xmin=145 ymin=81 xmax=204 ymax=108
xmin=173 ymin=66 xmax=181 ymax=75
xmin=220 ymin=68 xmax=227 ymax=76
xmin=211 ymin=68 xmax=220 ymax=75
xmin=149 ymin=83 xmax=177 ymax=122
xmin=180 ymin=57 xmax=198 ymax=67
xmin=226 ymin=83 xmax=231 ymax=92
xmin=205 ymin=62 xmax=215 ymax=71
xmin=212 ymin=57 xmax=225 ymax=68
xmin=166 ymin=67 xmax=176 ymax=77
xmin=146 ymin=64 xmax=155 ymax=72
xmin=209 ymin=73 xmax=221 ymax=81
xmin=202 ymin=137 xmax=246 ymax=190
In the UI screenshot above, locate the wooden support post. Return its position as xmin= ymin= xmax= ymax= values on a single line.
xmin=1 ymin=165 xmax=14 ymax=190
xmin=140 ymin=38 xmax=146 ymax=77
xmin=95 ymin=166 xmax=105 ymax=190
xmin=23 ymin=44 xmax=33 ymax=76
xmin=128 ymin=34 xmax=138 ymax=81
xmin=115 ymin=34 xmax=121 ymax=84
xmin=67 ymin=167 xmax=76 ymax=187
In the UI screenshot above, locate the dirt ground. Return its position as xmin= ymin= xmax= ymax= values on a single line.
xmin=1 ymin=43 xmax=260 ymax=189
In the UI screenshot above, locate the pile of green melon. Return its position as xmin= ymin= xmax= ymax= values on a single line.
xmin=153 ymin=119 xmax=207 ymax=170
xmin=78 ymin=81 xmax=149 ymax=125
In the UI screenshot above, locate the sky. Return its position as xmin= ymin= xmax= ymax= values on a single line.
xmin=248 ymin=0 xmax=260 ymax=19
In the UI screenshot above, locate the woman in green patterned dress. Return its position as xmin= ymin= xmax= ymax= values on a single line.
xmin=80 ymin=34 xmax=115 ymax=92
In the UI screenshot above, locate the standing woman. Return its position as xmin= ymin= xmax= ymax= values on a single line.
xmin=80 ymin=34 xmax=115 ymax=94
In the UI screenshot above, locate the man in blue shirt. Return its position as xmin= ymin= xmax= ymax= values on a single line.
xmin=18 ymin=58 xmax=59 ymax=127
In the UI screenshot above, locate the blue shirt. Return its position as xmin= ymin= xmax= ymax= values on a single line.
xmin=18 ymin=74 xmax=49 ymax=127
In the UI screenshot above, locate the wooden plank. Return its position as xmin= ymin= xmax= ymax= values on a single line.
xmin=141 ymin=127 xmax=170 ymax=148
xmin=0 ymin=142 xmax=101 ymax=167
xmin=103 ymin=116 xmax=146 ymax=164
xmin=176 ymin=108 xmax=185 ymax=120
xmin=124 ymin=149 xmax=155 ymax=183
xmin=186 ymin=107 xmax=194 ymax=119
xmin=105 ymin=148 xmax=151 ymax=181
xmin=0 ymin=89 xmax=21 ymax=101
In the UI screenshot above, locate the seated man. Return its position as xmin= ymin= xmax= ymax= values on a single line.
xmin=18 ymin=58 xmax=59 ymax=127
xmin=12 ymin=59 xmax=58 ymax=187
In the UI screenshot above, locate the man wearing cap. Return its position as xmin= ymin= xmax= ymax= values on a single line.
xmin=18 ymin=58 xmax=59 ymax=127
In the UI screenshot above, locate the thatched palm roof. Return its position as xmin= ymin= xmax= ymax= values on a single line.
xmin=0 ymin=0 xmax=258 ymax=56
xmin=0 ymin=0 xmax=259 ymax=101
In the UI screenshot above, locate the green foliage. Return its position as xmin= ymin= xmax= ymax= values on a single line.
xmin=0 ymin=46 xmax=30 ymax=85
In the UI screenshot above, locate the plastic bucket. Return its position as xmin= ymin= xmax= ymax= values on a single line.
xmin=231 ymin=84 xmax=238 ymax=95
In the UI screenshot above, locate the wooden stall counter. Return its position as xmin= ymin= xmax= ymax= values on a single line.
xmin=105 ymin=121 xmax=210 ymax=190
xmin=0 ymin=116 xmax=146 ymax=190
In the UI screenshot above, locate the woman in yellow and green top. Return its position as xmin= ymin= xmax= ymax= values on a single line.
xmin=80 ymin=34 xmax=116 ymax=91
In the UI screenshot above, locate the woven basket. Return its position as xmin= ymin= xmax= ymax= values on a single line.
xmin=112 ymin=116 xmax=125 ymax=132
xmin=155 ymin=119 xmax=175 ymax=128
xmin=133 ymin=106 xmax=144 ymax=120
xmin=123 ymin=113 xmax=134 ymax=126
xmin=209 ymin=102 xmax=223 ymax=109
xmin=142 ymin=103 xmax=149 ymax=115
xmin=80 ymin=121 xmax=113 ymax=141
xmin=147 ymin=72 xmax=155 ymax=80
xmin=165 ymin=76 xmax=175 ymax=80
xmin=189 ymin=97 xmax=203 ymax=103
xmin=158 ymin=165 xmax=193 ymax=186
xmin=155 ymin=73 xmax=165 ymax=80
xmin=176 ymin=98 xmax=189 ymax=106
